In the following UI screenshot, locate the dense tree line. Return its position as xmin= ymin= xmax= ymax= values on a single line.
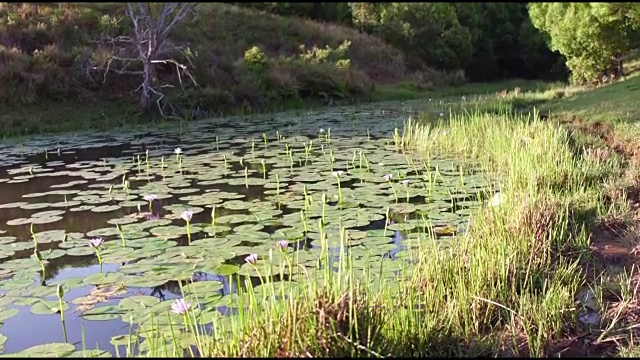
xmin=234 ymin=2 xmax=640 ymax=84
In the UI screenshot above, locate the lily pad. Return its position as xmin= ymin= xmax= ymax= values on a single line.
xmin=30 ymin=300 xmax=69 ymax=315
xmin=5 ymin=343 xmax=76 ymax=357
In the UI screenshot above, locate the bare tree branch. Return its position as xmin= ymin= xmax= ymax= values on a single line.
xmin=87 ymin=2 xmax=198 ymax=117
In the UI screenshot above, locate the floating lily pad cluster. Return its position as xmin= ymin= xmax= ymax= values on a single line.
xmin=0 ymin=99 xmax=498 ymax=355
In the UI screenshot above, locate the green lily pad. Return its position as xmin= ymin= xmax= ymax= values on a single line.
xmin=30 ymin=300 xmax=69 ymax=315
xmin=5 ymin=342 xmax=76 ymax=357
xmin=0 ymin=308 xmax=19 ymax=322
xmin=119 ymin=295 xmax=160 ymax=311
xmin=83 ymin=272 xmax=125 ymax=285
xmin=213 ymin=264 xmax=240 ymax=276
xmin=182 ymin=280 xmax=224 ymax=295
xmin=82 ymin=305 xmax=124 ymax=320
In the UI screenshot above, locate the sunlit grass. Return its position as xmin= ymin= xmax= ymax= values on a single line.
xmin=95 ymin=107 xmax=623 ymax=358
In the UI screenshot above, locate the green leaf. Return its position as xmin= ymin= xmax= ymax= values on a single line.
xmin=30 ymin=300 xmax=69 ymax=315
xmin=82 ymin=305 xmax=124 ymax=321
xmin=7 ymin=342 xmax=76 ymax=357
xmin=0 ymin=308 xmax=19 ymax=322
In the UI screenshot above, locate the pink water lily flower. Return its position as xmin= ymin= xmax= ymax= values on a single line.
xmin=88 ymin=237 xmax=104 ymax=248
xmin=245 ymin=254 xmax=258 ymax=264
xmin=276 ymin=240 xmax=288 ymax=251
xmin=171 ymin=298 xmax=191 ymax=315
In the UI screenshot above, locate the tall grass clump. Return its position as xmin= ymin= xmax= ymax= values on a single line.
xmin=115 ymin=110 xmax=618 ymax=358
xmin=399 ymin=109 xmax=618 ymax=354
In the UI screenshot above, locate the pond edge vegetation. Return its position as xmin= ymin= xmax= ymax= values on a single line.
xmin=43 ymin=89 xmax=636 ymax=357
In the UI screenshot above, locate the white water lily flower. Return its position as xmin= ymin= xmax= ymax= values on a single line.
xmin=174 ymin=148 xmax=183 ymax=154
xmin=332 ymin=171 xmax=345 ymax=178
xmin=180 ymin=209 xmax=193 ymax=222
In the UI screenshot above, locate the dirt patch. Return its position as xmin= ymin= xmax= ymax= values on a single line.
xmin=590 ymin=226 xmax=639 ymax=267
xmin=567 ymin=117 xmax=640 ymax=160
xmin=548 ymin=335 xmax=618 ymax=357
xmin=558 ymin=116 xmax=640 ymax=357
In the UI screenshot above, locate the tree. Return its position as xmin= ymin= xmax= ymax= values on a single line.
xmin=90 ymin=3 xmax=199 ymax=115
xmin=379 ymin=3 xmax=473 ymax=71
xmin=529 ymin=2 xmax=640 ymax=84
xmin=349 ymin=3 xmax=385 ymax=33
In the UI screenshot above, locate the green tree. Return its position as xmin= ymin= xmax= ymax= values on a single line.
xmin=379 ymin=3 xmax=473 ymax=71
xmin=529 ymin=2 xmax=640 ymax=84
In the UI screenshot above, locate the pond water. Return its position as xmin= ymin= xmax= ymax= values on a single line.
xmin=0 ymin=99 xmax=497 ymax=356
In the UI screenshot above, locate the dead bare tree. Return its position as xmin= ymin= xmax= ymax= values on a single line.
xmin=90 ymin=3 xmax=199 ymax=117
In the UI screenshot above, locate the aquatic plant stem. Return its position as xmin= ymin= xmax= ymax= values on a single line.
xmin=94 ymin=248 xmax=103 ymax=273
xmin=34 ymin=249 xmax=46 ymax=282
xmin=57 ymin=285 xmax=68 ymax=343
xmin=186 ymin=221 xmax=192 ymax=245
xmin=117 ymin=223 xmax=126 ymax=247
xmin=321 ymin=193 xmax=327 ymax=225
xmin=388 ymin=180 xmax=398 ymax=203
xmin=300 ymin=210 xmax=308 ymax=233
xmin=384 ymin=206 xmax=390 ymax=236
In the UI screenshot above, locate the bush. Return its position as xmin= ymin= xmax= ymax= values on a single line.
xmin=243 ymin=46 xmax=268 ymax=69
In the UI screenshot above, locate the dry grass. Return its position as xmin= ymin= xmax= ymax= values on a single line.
xmin=193 ymin=3 xmax=406 ymax=84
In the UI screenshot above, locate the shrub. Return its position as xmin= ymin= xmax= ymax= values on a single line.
xmin=266 ymin=60 xmax=300 ymax=99
xmin=244 ymin=46 xmax=268 ymax=69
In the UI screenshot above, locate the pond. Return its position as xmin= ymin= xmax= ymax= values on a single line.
xmin=0 ymin=99 xmax=497 ymax=356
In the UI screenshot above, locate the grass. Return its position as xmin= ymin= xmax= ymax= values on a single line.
xmin=98 ymin=63 xmax=640 ymax=357
xmin=0 ymin=76 xmax=560 ymax=139
xmin=89 ymin=103 xmax=621 ymax=358
xmin=0 ymin=2 xmax=416 ymax=136
xmin=0 ymin=2 xmax=552 ymax=138
xmin=1 ymin=4 xmax=637 ymax=352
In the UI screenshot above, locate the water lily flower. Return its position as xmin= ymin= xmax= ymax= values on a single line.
xmin=332 ymin=170 xmax=344 ymax=178
xmin=439 ymin=112 xmax=444 ymax=117
xmin=245 ymin=254 xmax=258 ymax=264
xmin=181 ymin=210 xmax=193 ymax=222
xmin=401 ymin=179 xmax=410 ymax=187
xmin=319 ymin=128 xmax=325 ymax=133
xmin=383 ymin=174 xmax=393 ymax=181
xmin=171 ymin=298 xmax=191 ymax=315
xmin=88 ymin=237 xmax=104 ymax=248
xmin=276 ymin=240 xmax=288 ymax=251
xmin=174 ymin=148 xmax=183 ymax=155
xmin=143 ymin=194 xmax=157 ymax=202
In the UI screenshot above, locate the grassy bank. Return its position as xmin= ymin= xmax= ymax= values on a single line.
xmin=0 ymin=2 xmax=411 ymax=137
xmin=65 ymin=102 xmax=616 ymax=357
xmin=1 ymin=63 xmax=636 ymax=357
xmin=0 ymin=77 xmax=553 ymax=139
